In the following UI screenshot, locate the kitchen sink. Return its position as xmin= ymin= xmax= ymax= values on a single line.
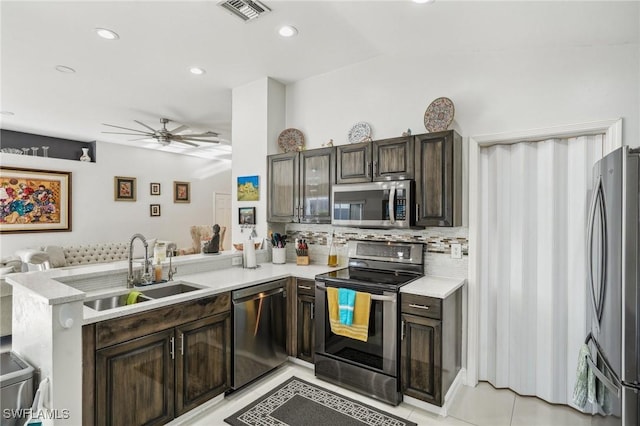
xmin=84 ymin=283 xmax=202 ymax=312
xmin=140 ymin=283 xmax=201 ymax=299
xmin=84 ymin=294 xmax=152 ymax=311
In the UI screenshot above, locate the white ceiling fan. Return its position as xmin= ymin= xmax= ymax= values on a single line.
xmin=102 ymin=118 xmax=220 ymax=147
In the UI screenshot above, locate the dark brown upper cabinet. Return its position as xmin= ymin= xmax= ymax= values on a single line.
xmin=336 ymin=136 xmax=414 ymax=184
xmin=267 ymin=147 xmax=335 ymax=223
xmin=414 ymin=130 xmax=462 ymax=227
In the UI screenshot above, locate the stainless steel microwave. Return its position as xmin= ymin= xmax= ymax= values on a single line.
xmin=332 ymin=180 xmax=415 ymax=229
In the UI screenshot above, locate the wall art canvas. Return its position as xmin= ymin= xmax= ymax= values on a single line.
xmin=174 ymin=181 xmax=190 ymax=203
xmin=114 ymin=176 xmax=136 ymax=201
xmin=238 ymin=207 xmax=255 ymax=225
xmin=150 ymin=204 xmax=161 ymax=217
xmin=237 ymin=175 xmax=259 ymax=201
xmin=150 ymin=182 xmax=161 ymax=195
xmin=0 ymin=167 xmax=72 ymax=233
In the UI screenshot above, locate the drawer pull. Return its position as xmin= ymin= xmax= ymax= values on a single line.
xmin=170 ymin=337 xmax=175 ymax=360
xmin=409 ymin=303 xmax=430 ymax=310
xmin=299 ymin=285 xmax=312 ymax=290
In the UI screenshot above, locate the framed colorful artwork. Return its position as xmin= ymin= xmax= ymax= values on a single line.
xmin=238 ymin=206 xmax=256 ymax=225
xmin=237 ymin=175 xmax=259 ymax=201
xmin=0 ymin=167 xmax=72 ymax=233
xmin=174 ymin=181 xmax=190 ymax=203
xmin=150 ymin=204 xmax=161 ymax=217
xmin=114 ymin=176 xmax=136 ymax=201
xmin=150 ymin=182 xmax=161 ymax=196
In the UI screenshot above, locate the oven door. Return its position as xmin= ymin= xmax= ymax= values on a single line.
xmin=315 ymin=281 xmax=398 ymax=377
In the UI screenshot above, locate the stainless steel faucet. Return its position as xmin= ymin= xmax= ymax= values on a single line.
xmin=167 ymin=250 xmax=177 ymax=281
xmin=127 ymin=233 xmax=151 ymax=288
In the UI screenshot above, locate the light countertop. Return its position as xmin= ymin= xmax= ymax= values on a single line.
xmin=7 ymin=254 xmax=465 ymax=324
xmin=401 ymin=275 xmax=465 ymax=299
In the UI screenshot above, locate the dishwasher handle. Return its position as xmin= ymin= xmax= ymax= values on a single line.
xmin=233 ymin=286 xmax=285 ymax=304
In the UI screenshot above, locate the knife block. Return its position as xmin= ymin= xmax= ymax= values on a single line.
xmin=296 ymin=255 xmax=309 ymax=266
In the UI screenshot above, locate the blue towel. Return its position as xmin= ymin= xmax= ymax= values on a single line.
xmin=338 ymin=288 xmax=356 ymax=326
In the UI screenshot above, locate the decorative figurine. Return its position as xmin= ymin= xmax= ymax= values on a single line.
xmin=402 ymin=128 xmax=412 ymax=136
xmin=323 ymin=139 xmax=334 ymax=147
xmin=203 ymin=224 xmax=220 ymax=254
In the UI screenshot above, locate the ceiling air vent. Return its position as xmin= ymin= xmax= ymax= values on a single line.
xmin=218 ymin=0 xmax=271 ymax=22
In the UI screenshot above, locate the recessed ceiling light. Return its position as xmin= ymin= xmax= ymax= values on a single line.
xmin=55 ymin=65 xmax=76 ymax=73
xmin=278 ymin=25 xmax=298 ymax=38
xmin=95 ymin=28 xmax=119 ymax=40
xmin=190 ymin=67 xmax=206 ymax=75
xmin=413 ymin=0 xmax=435 ymax=3
xmin=0 ymin=111 xmax=15 ymax=116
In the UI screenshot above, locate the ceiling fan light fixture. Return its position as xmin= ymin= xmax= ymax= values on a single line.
xmin=190 ymin=67 xmax=206 ymax=75
xmin=95 ymin=28 xmax=120 ymax=40
xmin=278 ymin=25 xmax=298 ymax=38
xmin=412 ymin=0 xmax=435 ymax=3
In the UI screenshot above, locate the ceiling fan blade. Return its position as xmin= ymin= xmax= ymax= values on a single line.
xmin=173 ymin=140 xmax=200 ymax=147
xmin=180 ymin=131 xmax=220 ymax=137
xmin=129 ymin=137 xmax=154 ymax=141
xmin=102 ymin=123 xmax=151 ymax=134
xmin=134 ymin=120 xmax=158 ymax=133
xmin=169 ymin=125 xmax=188 ymax=134
xmin=177 ymin=138 xmax=220 ymax=143
xmin=103 ymin=131 xmax=153 ymax=136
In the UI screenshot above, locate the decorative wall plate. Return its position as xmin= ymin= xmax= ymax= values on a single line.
xmin=424 ymin=97 xmax=455 ymax=132
xmin=348 ymin=122 xmax=372 ymax=144
xmin=278 ymin=128 xmax=305 ymax=152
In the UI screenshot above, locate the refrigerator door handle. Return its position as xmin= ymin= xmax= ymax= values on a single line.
xmin=587 ymin=175 xmax=601 ymax=323
xmin=595 ymin=180 xmax=608 ymax=323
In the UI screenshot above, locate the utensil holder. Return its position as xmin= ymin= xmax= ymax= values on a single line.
xmin=272 ymin=247 xmax=286 ymax=264
xmin=296 ymin=256 xmax=310 ymax=266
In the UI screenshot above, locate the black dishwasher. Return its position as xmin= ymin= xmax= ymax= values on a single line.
xmin=231 ymin=279 xmax=288 ymax=389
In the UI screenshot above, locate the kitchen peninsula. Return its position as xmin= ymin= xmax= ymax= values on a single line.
xmin=7 ymin=250 xmax=464 ymax=425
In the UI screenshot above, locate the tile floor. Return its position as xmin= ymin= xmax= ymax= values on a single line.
xmin=171 ymin=362 xmax=595 ymax=426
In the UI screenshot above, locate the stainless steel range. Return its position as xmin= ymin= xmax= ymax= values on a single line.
xmin=314 ymin=239 xmax=424 ymax=405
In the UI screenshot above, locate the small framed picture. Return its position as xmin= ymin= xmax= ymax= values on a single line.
xmin=238 ymin=207 xmax=256 ymax=225
xmin=173 ymin=181 xmax=190 ymax=203
xmin=150 ymin=182 xmax=161 ymax=196
xmin=150 ymin=204 xmax=161 ymax=217
xmin=114 ymin=176 xmax=136 ymax=201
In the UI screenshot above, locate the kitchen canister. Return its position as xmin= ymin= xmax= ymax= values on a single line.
xmin=272 ymin=247 xmax=286 ymax=264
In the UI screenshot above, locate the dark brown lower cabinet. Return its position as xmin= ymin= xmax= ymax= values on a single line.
xmin=294 ymin=279 xmax=315 ymax=363
xmin=297 ymin=294 xmax=315 ymax=362
xmin=85 ymin=293 xmax=231 ymax=426
xmin=96 ymin=329 xmax=175 ymax=426
xmin=400 ymin=288 xmax=461 ymax=407
xmin=175 ymin=312 xmax=231 ymax=416
xmin=401 ymin=314 xmax=442 ymax=405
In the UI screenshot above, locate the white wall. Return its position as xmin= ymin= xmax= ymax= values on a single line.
xmin=285 ymin=44 xmax=639 ymax=150
xmin=231 ymin=77 xmax=285 ymax=245
xmin=0 ymin=142 xmax=231 ymax=257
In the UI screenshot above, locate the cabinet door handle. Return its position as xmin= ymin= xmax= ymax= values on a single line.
xmin=409 ymin=303 xmax=430 ymax=310
xmin=179 ymin=333 xmax=184 ymax=356
xmin=401 ymin=319 xmax=405 ymax=341
xmin=366 ymin=162 xmax=370 ymax=177
xmin=170 ymin=336 xmax=175 ymax=360
xmin=311 ymin=302 xmax=314 ymax=320
xmin=299 ymin=285 xmax=312 ymax=290
xmin=415 ymin=204 xmax=420 ymax=219
xmin=373 ymin=161 xmax=378 ymax=176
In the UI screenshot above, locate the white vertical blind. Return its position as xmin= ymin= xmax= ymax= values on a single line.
xmin=478 ymin=135 xmax=604 ymax=405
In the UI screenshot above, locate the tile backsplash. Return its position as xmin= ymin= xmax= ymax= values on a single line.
xmin=283 ymin=224 xmax=469 ymax=279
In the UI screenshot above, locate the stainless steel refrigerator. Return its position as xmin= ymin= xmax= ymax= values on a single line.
xmin=586 ymin=146 xmax=639 ymax=425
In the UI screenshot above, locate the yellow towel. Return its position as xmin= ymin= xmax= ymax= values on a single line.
xmin=327 ymin=287 xmax=371 ymax=342
xmin=126 ymin=291 xmax=142 ymax=305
